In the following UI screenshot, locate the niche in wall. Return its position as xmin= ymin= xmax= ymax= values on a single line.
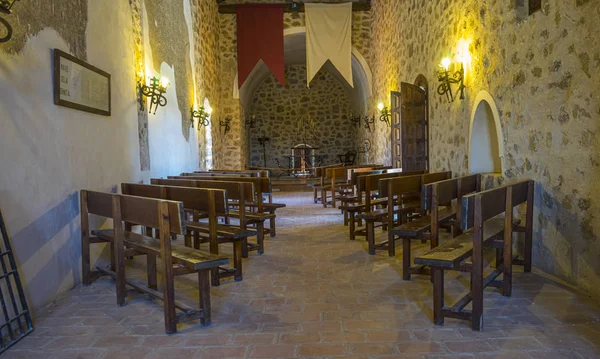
xmin=469 ymin=91 xmax=503 ymax=174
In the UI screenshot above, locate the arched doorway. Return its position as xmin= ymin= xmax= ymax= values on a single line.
xmin=469 ymin=91 xmax=503 ymax=174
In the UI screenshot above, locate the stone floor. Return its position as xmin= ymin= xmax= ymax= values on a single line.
xmin=6 ymin=191 xmax=600 ymax=358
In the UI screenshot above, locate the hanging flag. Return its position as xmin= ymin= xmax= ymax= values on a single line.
xmin=236 ymin=4 xmax=285 ymax=88
xmin=305 ymin=2 xmax=353 ymax=88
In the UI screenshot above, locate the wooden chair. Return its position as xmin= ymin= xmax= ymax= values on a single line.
xmin=389 ymin=174 xmax=481 ymax=279
xmin=121 ymin=183 xmax=252 ymax=285
xmin=81 ymin=190 xmax=229 ymax=334
xmin=168 ymin=175 xmax=286 ymax=238
xmin=150 ymin=179 xmax=271 ymax=256
xmin=345 ymin=170 xmax=426 ymax=241
xmin=414 ymin=180 xmax=534 ymax=331
xmin=362 ymin=171 xmax=452 ymax=255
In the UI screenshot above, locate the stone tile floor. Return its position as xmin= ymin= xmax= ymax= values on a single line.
xmin=6 ymin=191 xmax=600 ymax=358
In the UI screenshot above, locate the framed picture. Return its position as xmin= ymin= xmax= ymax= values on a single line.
xmin=529 ymin=0 xmax=542 ymax=15
xmin=53 ymin=49 xmax=111 ymax=116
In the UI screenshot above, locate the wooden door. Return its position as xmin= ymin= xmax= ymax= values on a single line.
xmin=400 ymin=82 xmax=428 ymax=171
xmin=390 ymin=91 xmax=402 ymax=168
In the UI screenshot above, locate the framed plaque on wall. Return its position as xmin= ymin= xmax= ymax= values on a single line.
xmin=53 ymin=49 xmax=111 ymax=116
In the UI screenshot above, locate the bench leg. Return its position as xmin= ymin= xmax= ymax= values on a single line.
xmin=472 ymin=242 xmax=484 ymax=331
xmin=343 ymin=210 xmax=348 ymax=226
xmin=257 ymin=222 xmax=265 ymax=255
xmin=388 ymin=232 xmax=396 ymax=257
xmin=269 ymin=211 xmax=276 ymax=238
xmin=366 ymin=220 xmax=375 ymax=255
xmin=322 ymin=188 xmax=327 ymax=208
xmin=82 ymin=230 xmax=91 ymax=286
xmin=349 ymin=212 xmax=356 ymax=240
xmin=402 ymin=237 xmax=411 ymax=281
xmin=234 ymin=240 xmax=243 ymax=282
xmin=242 ymin=238 xmax=249 ymax=258
xmin=184 ymin=229 xmax=192 ymax=248
xmin=503 ymin=231 xmax=513 ymax=297
xmin=147 ymin=255 xmax=157 ymax=290
xmin=210 ymin=233 xmax=220 ymax=287
xmin=432 ymin=267 xmax=444 ymax=325
xmin=313 ymin=188 xmax=318 ymax=203
xmin=198 ymin=270 xmax=211 ymax=326
xmin=115 ymin=233 xmax=126 ymax=307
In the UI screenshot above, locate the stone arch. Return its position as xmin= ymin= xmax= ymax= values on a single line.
xmin=232 ymin=26 xmax=373 ymax=113
xmin=468 ymin=91 xmax=504 ymax=174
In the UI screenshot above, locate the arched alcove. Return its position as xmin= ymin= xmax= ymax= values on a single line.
xmin=469 ymin=91 xmax=503 ymax=174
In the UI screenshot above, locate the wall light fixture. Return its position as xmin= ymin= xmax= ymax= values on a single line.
xmin=191 ymin=105 xmax=212 ymax=128
xmin=436 ymin=57 xmax=465 ymax=103
xmin=138 ymin=75 xmax=169 ymax=114
xmin=377 ymin=102 xmax=391 ymax=127
xmin=220 ymin=117 xmax=231 ymax=135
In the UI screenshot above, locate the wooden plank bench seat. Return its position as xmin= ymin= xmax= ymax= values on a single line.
xmin=92 ymin=229 xmax=229 ymax=270
xmin=121 ymin=183 xmax=248 ymax=286
xmin=413 ymin=180 xmax=534 ymax=331
xmin=389 ymin=174 xmax=480 ymax=278
xmin=172 ymin=175 xmax=284 ymax=238
xmin=81 ymin=190 xmax=227 ymax=334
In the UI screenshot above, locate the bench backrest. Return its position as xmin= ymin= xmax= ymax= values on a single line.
xmin=168 ymin=176 xmax=271 ymax=195
xmin=183 ymin=172 xmax=251 ymax=178
xmin=461 ymin=180 xmax=534 ymax=230
xmin=350 ymin=169 xmax=385 ymax=187
xmin=121 ymin=183 xmax=229 ymax=215
xmin=149 ymin=179 xmax=255 ymax=203
xmin=362 ymin=170 xmax=427 ymax=195
xmin=379 ymin=171 xmax=452 ymax=199
xmin=209 ymin=169 xmax=269 ymax=177
xmin=422 ymin=174 xmax=482 ymax=211
xmin=82 ymin=190 xmax=185 ymax=235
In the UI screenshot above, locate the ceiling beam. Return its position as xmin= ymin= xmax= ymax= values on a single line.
xmin=218 ymin=1 xmax=371 ymax=14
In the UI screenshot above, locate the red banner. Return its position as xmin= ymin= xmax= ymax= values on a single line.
xmin=236 ymin=4 xmax=285 ymax=88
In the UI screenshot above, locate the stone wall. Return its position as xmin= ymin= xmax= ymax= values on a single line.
xmin=0 ymin=0 xmax=219 ymax=312
xmin=215 ymin=4 xmax=372 ymax=169
xmin=248 ymin=65 xmax=355 ymax=169
xmin=368 ymin=0 xmax=600 ymax=296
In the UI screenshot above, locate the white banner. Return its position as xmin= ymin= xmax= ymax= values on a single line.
xmin=305 ymin=2 xmax=353 ymax=88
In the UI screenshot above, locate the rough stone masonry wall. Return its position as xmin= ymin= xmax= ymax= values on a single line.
xmin=249 ymin=65 xmax=354 ymax=168
xmin=369 ymin=0 xmax=600 ymax=296
xmin=215 ymin=3 xmax=371 ymax=169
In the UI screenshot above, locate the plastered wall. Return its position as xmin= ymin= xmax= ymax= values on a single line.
xmin=368 ymin=0 xmax=600 ymax=296
xmin=0 ymin=0 xmax=219 ymax=312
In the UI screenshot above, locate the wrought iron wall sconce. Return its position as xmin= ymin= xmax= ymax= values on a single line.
xmin=245 ymin=114 xmax=261 ymax=129
xmin=138 ymin=75 xmax=170 ymax=114
xmin=436 ymin=57 xmax=465 ymax=103
xmin=220 ymin=117 xmax=231 ymax=135
xmin=0 ymin=0 xmax=19 ymax=43
xmin=377 ymin=103 xmax=391 ymax=127
xmin=363 ymin=115 xmax=375 ymax=132
xmin=190 ymin=105 xmax=212 ymax=128
xmin=350 ymin=114 xmax=361 ymax=128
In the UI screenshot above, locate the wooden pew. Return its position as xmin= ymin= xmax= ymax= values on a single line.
xmin=150 ymin=178 xmax=271 ymax=256
xmin=168 ymin=175 xmax=286 ymax=238
xmin=414 ymin=180 xmax=534 ymax=331
xmin=361 ymin=171 xmax=452 ymax=255
xmin=311 ymin=164 xmax=340 ymax=204
xmin=388 ymin=174 xmax=481 ymax=279
xmin=339 ymin=167 xmax=393 ymax=225
xmin=121 ymin=183 xmax=254 ymax=286
xmin=81 ymin=190 xmax=229 ymax=334
xmin=344 ymin=170 xmax=426 ymax=241
xmin=321 ymin=167 xmax=354 ymax=208
xmin=311 ymin=164 xmax=384 ymax=205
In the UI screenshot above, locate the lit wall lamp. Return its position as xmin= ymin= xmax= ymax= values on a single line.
xmin=436 ymin=57 xmax=465 ymax=103
xmin=377 ymin=103 xmax=391 ymax=127
xmin=363 ymin=115 xmax=374 ymax=132
xmin=138 ymin=75 xmax=170 ymax=114
xmin=220 ymin=117 xmax=231 ymax=135
xmin=0 ymin=0 xmax=19 ymax=43
xmin=245 ymin=114 xmax=260 ymax=129
xmin=190 ymin=104 xmax=212 ymax=128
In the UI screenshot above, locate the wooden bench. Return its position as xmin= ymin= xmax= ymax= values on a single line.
xmin=311 ymin=164 xmax=383 ymax=205
xmin=171 ymin=175 xmax=286 ymax=238
xmin=343 ymin=170 xmax=426 ymax=241
xmin=81 ymin=190 xmax=229 ymax=334
xmin=414 ymin=180 xmax=534 ymax=331
xmin=150 ymin=178 xmax=271 ymax=256
xmin=361 ymin=171 xmax=452 ymax=255
xmin=389 ymin=174 xmax=481 ymax=279
xmin=122 ymin=183 xmax=253 ymax=286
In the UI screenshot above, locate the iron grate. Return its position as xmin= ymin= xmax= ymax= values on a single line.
xmin=0 ymin=207 xmax=33 ymax=354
